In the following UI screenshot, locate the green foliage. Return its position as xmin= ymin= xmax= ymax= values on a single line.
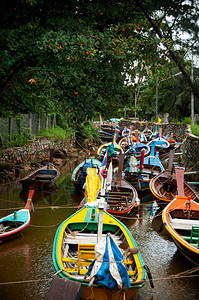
xmin=191 ymin=123 xmax=199 ymax=137
xmin=75 ymin=122 xmax=100 ymax=144
xmin=0 ymin=0 xmax=198 ymax=124
xmin=4 ymin=130 xmax=31 ymax=148
xmin=37 ymin=126 xmax=73 ymax=141
xmin=181 ymin=117 xmax=191 ymax=125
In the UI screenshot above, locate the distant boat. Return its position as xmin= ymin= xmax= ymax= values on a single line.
xmin=162 ymin=167 xmax=199 ymax=265
xmin=0 ymin=190 xmax=33 ymax=243
xmin=97 ymin=129 xmax=124 ymax=161
xmin=71 ymin=157 xmax=101 ymax=192
xmin=124 ymin=130 xmax=150 ymax=158
xmin=124 ymin=141 xmax=164 ymax=191
xmin=79 ymin=154 xmax=139 ymax=217
xmin=52 ymin=207 xmax=148 ymax=299
xmin=149 ymin=148 xmax=199 ymax=203
xmin=20 ymin=162 xmax=60 ymax=191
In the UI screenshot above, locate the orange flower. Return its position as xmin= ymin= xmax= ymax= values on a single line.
xmin=122 ymin=28 xmax=125 ymax=32
xmin=138 ymin=24 xmax=140 ymax=30
xmin=48 ymin=44 xmax=51 ymax=47
xmin=68 ymin=109 xmax=71 ymax=112
xmin=115 ymin=27 xmax=118 ymax=31
xmin=74 ymin=91 xmax=78 ymax=95
xmin=28 ymin=78 xmax=36 ymax=84
xmin=113 ymin=42 xmax=116 ymax=46
xmin=74 ymin=124 xmax=77 ymax=127
xmin=74 ymin=107 xmax=77 ymax=110
xmin=57 ymin=44 xmax=62 ymax=49
xmin=86 ymin=51 xmax=89 ymax=54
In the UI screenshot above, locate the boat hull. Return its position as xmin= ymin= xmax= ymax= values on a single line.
xmin=52 ymin=207 xmax=146 ymax=299
xmin=20 ymin=163 xmax=60 ymax=191
xmin=0 ymin=209 xmax=30 ymax=243
xmin=162 ymin=197 xmax=199 ymax=265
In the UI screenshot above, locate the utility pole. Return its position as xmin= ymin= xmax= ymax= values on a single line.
xmin=191 ymin=55 xmax=194 ymax=125
xmin=135 ymin=90 xmax=137 ymax=120
xmin=156 ymin=77 xmax=159 ymax=123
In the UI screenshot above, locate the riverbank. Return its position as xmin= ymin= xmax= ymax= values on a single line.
xmin=0 ymin=121 xmax=199 ymax=185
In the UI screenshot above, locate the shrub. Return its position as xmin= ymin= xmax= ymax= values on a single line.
xmin=191 ymin=123 xmax=199 ymax=136
xmin=38 ymin=126 xmax=74 ymax=141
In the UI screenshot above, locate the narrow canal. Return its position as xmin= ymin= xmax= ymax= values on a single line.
xmin=0 ymin=172 xmax=198 ymax=300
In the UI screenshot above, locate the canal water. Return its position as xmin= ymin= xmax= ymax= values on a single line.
xmin=0 ymin=173 xmax=198 ymax=300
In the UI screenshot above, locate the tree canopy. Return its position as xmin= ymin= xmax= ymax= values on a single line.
xmin=0 ymin=0 xmax=198 ymax=123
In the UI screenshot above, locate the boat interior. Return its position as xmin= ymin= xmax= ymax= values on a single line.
xmin=0 ymin=220 xmax=24 ymax=233
xmin=61 ymin=224 xmax=138 ymax=283
xmin=169 ymin=210 xmax=199 ymax=248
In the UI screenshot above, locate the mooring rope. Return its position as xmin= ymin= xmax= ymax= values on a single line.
xmin=0 ymin=205 xmax=79 ymax=212
xmin=0 ymin=269 xmax=199 ymax=286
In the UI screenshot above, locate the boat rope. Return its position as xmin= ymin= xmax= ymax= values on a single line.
xmin=187 ymin=160 xmax=199 ymax=172
xmin=1 ymin=270 xmax=199 ymax=286
xmin=75 ymin=138 xmax=90 ymax=152
xmin=29 ymin=222 xmax=63 ymax=228
xmin=0 ymin=205 xmax=79 ymax=212
xmin=160 ymin=174 xmax=174 ymax=184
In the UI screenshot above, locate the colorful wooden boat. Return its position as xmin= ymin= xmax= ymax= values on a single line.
xmin=149 ymin=149 xmax=199 ymax=203
xmin=162 ymin=167 xmax=199 ymax=265
xmin=124 ymin=141 xmax=164 ymax=191
xmin=20 ymin=162 xmax=60 ymax=191
xmin=0 ymin=190 xmax=33 ymax=243
xmin=71 ymin=157 xmax=101 ymax=192
xmin=79 ymin=154 xmax=139 ymax=217
xmin=124 ymin=130 xmax=150 ymax=158
xmin=97 ymin=133 xmax=124 ymax=161
xmin=52 ymin=206 xmax=148 ymax=300
xmin=147 ymin=128 xmax=170 ymax=150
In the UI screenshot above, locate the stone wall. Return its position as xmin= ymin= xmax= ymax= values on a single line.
xmin=0 ymin=136 xmax=75 ymax=164
xmin=182 ymin=133 xmax=199 ymax=182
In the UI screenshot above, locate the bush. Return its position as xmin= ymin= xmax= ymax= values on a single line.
xmin=38 ymin=126 xmax=74 ymax=141
xmin=75 ymin=121 xmax=100 ymax=143
xmin=181 ymin=117 xmax=191 ymax=124
xmin=191 ymin=123 xmax=199 ymax=136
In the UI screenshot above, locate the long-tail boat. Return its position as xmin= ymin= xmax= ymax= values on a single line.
xmin=20 ymin=149 xmax=60 ymax=191
xmin=0 ymin=190 xmax=33 ymax=242
xmin=97 ymin=132 xmax=124 ymax=162
xmin=79 ymin=154 xmax=139 ymax=217
xmin=124 ymin=130 xmax=150 ymax=159
xmin=149 ymin=148 xmax=199 ymax=203
xmin=124 ymin=141 xmax=164 ymax=191
xmin=71 ymin=155 xmax=101 ymax=192
xmin=52 ymin=174 xmax=150 ymax=300
xmin=162 ymin=167 xmax=199 ymax=265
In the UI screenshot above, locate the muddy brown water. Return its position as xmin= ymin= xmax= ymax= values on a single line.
xmin=0 ymin=173 xmax=199 ymax=300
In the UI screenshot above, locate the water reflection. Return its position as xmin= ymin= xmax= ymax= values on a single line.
xmin=0 ymin=175 xmax=199 ymax=299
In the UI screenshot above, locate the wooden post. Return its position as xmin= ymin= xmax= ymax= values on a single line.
xmin=8 ymin=117 xmax=12 ymax=142
xmin=37 ymin=114 xmax=41 ymax=133
xmin=45 ymin=113 xmax=49 ymax=129
xmin=29 ymin=112 xmax=32 ymax=134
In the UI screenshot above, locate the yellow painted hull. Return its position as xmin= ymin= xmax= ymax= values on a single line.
xmin=52 ymin=207 xmax=146 ymax=299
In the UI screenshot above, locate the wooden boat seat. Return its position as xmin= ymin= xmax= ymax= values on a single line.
xmin=182 ymin=225 xmax=199 ymax=247
xmin=170 ymin=218 xmax=199 ymax=230
xmin=64 ymin=232 xmax=121 ymax=246
xmin=77 ymin=244 xmax=95 ymax=274
xmin=0 ymin=225 xmax=10 ymax=232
